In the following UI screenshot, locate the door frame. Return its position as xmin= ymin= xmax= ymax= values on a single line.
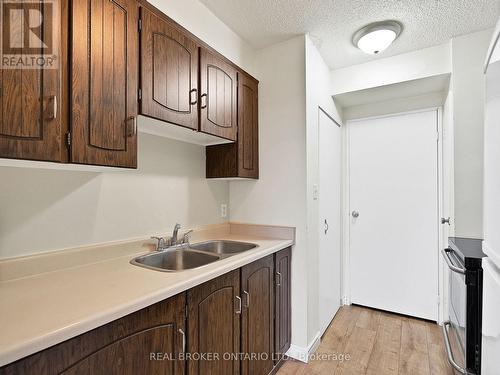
xmin=342 ymin=107 xmax=451 ymax=323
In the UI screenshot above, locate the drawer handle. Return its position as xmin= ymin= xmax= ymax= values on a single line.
xmin=190 ymin=88 xmax=197 ymax=105
xmin=243 ymin=290 xmax=250 ymax=308
xmin=276 ymin=271 xmax=282 ymax=286
xmin=442 ymin=321 xmax=473 ymax=374
xmin=235 ymin=296 xmax=242 ymax=314
xmin=201 ymin=93 xmax=207 ymax=109
xmin=178 ymin=328 xmax=186 ymax=355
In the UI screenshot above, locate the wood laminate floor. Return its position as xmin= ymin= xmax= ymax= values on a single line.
xmin=277 ymin=305 xmax=454 ymax=375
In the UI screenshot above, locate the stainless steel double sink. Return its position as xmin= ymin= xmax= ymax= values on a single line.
xmin=131 ymin=240 xmax=257 ymax=272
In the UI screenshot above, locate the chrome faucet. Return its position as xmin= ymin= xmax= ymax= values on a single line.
xmin=151 ymin=224 xmax=193 ymax=251
xmin=171 ymin=223 xmax=181 ymax=244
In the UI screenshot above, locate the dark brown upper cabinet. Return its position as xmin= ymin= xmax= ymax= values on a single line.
xmin=70 ymin=0 xmax=138 ymax=168
xmin=200 ymin=47 xmax=238 ymax=141
xmin=206 ymin=73 xmax=259 ymax=179
xmin=241 ymin=255 xmax=275 ymax=375
xmin=187 ymin=270 xmax=241 ymax=375
xmin=275 ymin=247 xmax=292 ymax=359
xmin=0 ymin=0 xmax=66 ymax=162
xmin=139 ymin=7 xmax=198 ymax=130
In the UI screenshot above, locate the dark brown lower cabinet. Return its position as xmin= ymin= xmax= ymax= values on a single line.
xmin=241 ymin=254 xmax=275 ymax=375
xmin=0 ymin=293 xmax=186 ymax=375
xmin=187 ymin=269 xmax=241 ymax=375
xmin=275 ymin=247 xmax=292 ymax=359
xmin=0 ymin=250 xmax=292 ymax=375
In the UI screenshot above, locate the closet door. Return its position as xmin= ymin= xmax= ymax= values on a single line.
xmin=139 ymin=7 xmax=198 ymax=129
xmin=200 ymin=47 xmax=237 ymax=141
xmin=0 ymin=0 xmax=64 ymax=162
xmin=71 ymin=0 xmax=138 ymax=168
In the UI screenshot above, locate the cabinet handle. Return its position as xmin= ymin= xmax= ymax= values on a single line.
xmin=276 ymin=272 xmax=282 ymax=286
xmin=201 ymin=93 xmax=207 ymax=109
xmin=47 ymin=95 xmax=57 ymax=120
xmin=190 ymin=88 xmax=197 ymax=105
xmin=127 ymin=116 xmax=137 ymax=137
xmin=235 ymin=296 xmax=242 ymax=314
xmin=243 ymin=290 xmax=250 ymax=308
xmin=178 ymin=328 xmax=186 ymax=355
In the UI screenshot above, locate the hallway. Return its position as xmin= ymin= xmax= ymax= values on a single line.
xmin=277 ymin=305 xmax=454 ymax=375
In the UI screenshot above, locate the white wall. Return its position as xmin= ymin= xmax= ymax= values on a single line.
xmin=0 ymin=0 xmax=257 ymax=259
xmin=304 ymin=35 xmax=342 ymax=344
xmin=451 ymin=29 xmax=492 ymax=238
xmin=330 ymin=43 xmax=451 ymax=95
xmin=229 ymin=36 xmax=309 ymax=348
xmin=0 ymin=135 xmax=228 ymax=258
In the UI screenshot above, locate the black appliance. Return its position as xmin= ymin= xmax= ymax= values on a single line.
xmin=442 ymin=237 xmax=486 ymax=375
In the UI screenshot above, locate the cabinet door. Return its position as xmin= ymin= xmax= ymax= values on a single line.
xmin=0 ymin=0 xmax=64 ymax=162
xmin=205 ymin=73 xmax=258 ymax=179
xmin=140 ymin=7 xmax=198 ymax=129
xmin=71 ymin=0 xmax=138 ymax=168
xmin=237 ymin=73 xmax=259 ymax=178
xmin=200 ymin=48 xmax=237 ymax=141
xmin=0 ymin=294 xmax=186 ymax=375
xmin=275 ymin=247 xmax=292 ymax=359
xmin=241 ymin=255 xmax=274 ymax=375
xmin=187 ymin=270 xmax=240 ymax=375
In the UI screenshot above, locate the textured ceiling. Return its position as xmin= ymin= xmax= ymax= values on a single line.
xmin=199 ymin=0 xmax=500 ymax=69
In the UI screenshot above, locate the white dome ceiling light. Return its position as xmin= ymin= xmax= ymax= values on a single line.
xmin=353 ymin=21 xmax=403 ymax=55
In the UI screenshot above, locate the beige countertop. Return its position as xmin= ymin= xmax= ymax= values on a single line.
xmin=0 ymin=223 xmax=294 ymax=367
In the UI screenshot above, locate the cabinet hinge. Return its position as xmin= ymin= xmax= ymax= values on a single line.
xmin=138 ymin=88 xmax=142 ymax=102
xmin=138 ymin=18 xmax=142 ymax=32
xmin=66 ymin=132 xmax=71 ymax=147
xmin=185 ymin=304 xmax=188 ymax=319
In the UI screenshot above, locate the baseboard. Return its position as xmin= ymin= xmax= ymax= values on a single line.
xmin=286 ymin=331 xmax=321 ymax=363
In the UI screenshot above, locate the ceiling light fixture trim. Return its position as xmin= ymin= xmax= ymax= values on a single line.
xmin=353 ymin=20 xmax=403 ymax=55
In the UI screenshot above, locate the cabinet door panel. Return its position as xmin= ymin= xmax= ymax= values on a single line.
xmin=187 ymin=270 xmax=240 ymax=375
xmin=0 ymin=0 xmax=63 ymax=161
xmin=62 ymin=325 xmax=175 ymax=375
xmin=238 ymin=74 xmax=258 ymax=178
xmin=200 ymin=48 xmax=237 ymax=141
xmin=0 ymin=294 xmax=186 ymax=375
xmin=205 ymin=73 xmax=258 ymax=179
xmin=71 ymin=0 xmax=138 ymax=167
xmin=140 ymin=8 xmax=198 ymax=129
xmin=275 ymin=248 xmax=292 ymax=359
xmin=241 ymin=255 xmax=274 ymax=375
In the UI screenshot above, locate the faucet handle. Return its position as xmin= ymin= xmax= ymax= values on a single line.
xmin=151 ymin=236 xmax=168 ymax=251
xmin=182 ymin=230 xmax=194 ymax=245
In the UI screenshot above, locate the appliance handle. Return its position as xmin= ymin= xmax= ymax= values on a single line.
xmin=442 ymin=321 xmax=475 ymax=375
xmin=441 ymin=248 xmax=466 ymax=275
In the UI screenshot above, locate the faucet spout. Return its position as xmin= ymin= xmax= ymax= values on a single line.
xmin=172 ymin=223 xmax=181 ymax=244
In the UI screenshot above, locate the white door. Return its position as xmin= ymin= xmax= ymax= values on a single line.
xmin=349 ymin=110 xmax=439 ymax=321
xmin=318 ymin=108 xmax=342 ymax=334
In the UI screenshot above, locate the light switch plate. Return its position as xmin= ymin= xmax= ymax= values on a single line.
xmin=313 ymin=184 xmax=319 ymax=200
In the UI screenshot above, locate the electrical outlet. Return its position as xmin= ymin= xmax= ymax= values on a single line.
xmin=220 ymin=204 xmax=228 ymax=218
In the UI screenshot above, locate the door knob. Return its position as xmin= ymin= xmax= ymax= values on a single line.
xmin=324 ymin=219 xmax=329 ymax=234
xmin=352 ymin=211 xmax=359 ymax=218
xmin=441 ymin=217 xmax=451 ymax=225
